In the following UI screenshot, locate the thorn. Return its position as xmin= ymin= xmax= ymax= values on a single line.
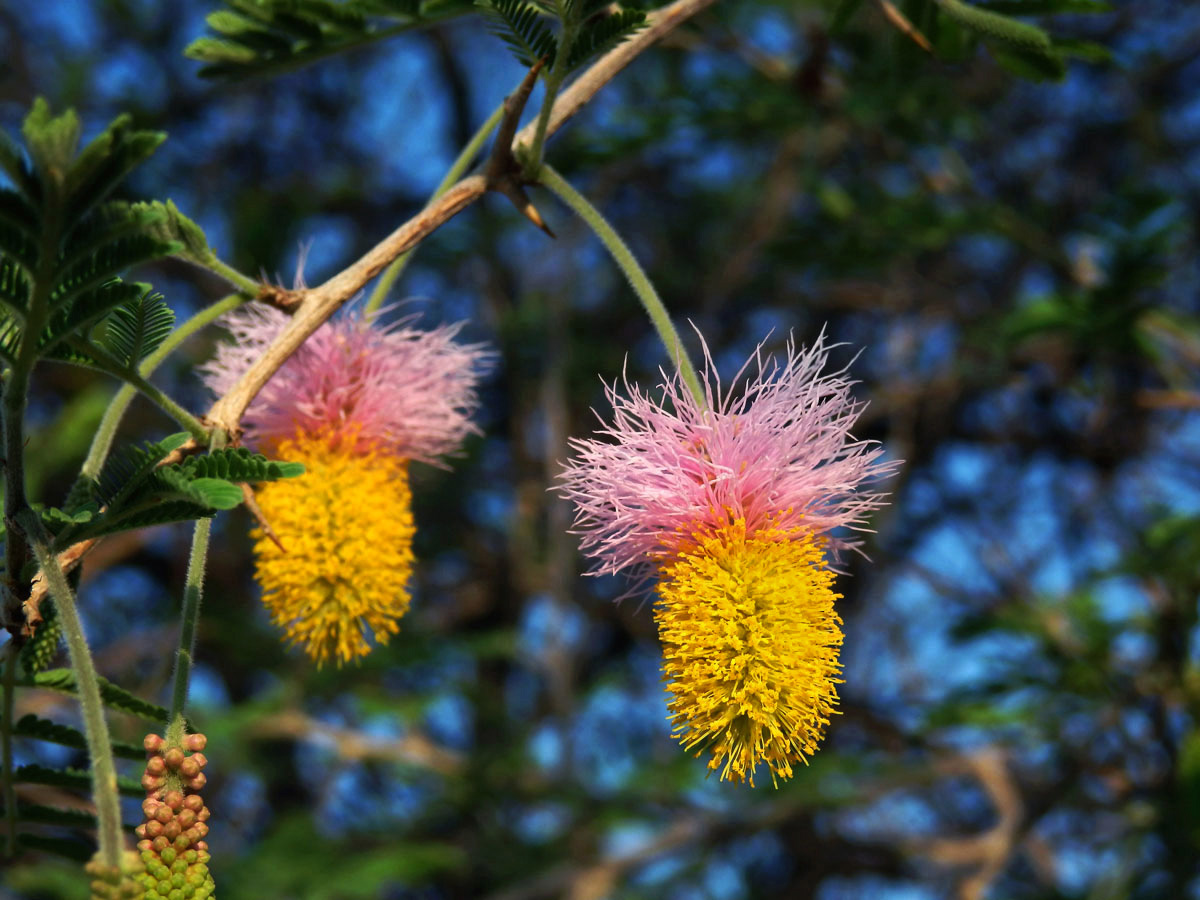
xmin=241 ymin=483 xmax=284 ymax=551
xmin=497 ymin=180 xmax=556 ymax=238
xmin=486 ymin=57 xmax=549 ymax=182
xmin=258 ymin=282 xmax=304 ymax=313
xmin=877 ymin=0 xmax=932 ymax=52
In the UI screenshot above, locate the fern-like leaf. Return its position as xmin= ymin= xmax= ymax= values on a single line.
xmin=0 ymin=313 xmax=23 ymax=365
xmin=15 ymin=833 xmax=94 ymax=863
xmin=130 ymin=199 xmax=216 ymax=267
xmin=14 ymin=764 xmax=144 ymax=798
xmin=18 ymin=600 xmax=63 ymax=674
xmin=182 ymin=447 xmax=305 ymax=482
xmin=62 ymin=114 xmax=167 ymax=226
xmin=186 ymin=0 xmax=475 ymax=79
xmin=29 ymin=669 xmax=170 ymax=723
xmin=0 ymin=130 xmax=39 ymax=202
xmin=20 ymin=99 xmax=83 ymax=179
xmin=935 ymin=0 xmax=1052 ymax=49
xmin=0 ymin=257 xmax=31 ymax=318
xmin=61 ymin=501 xmax=220 ymax=547
xmin=104 ymin=287 xmax=176 ymax=368
xmin=148 ymin=467 xmax=246 ymax=510
xmin=565 ymin=7 xmax=646 ymax=70
xmin=11 ymin=713 xmax=146 ymax=760
xmin=90 ymin=432 xmax=190 ymax=509
xmin=39 ymin=278 xmax=148 ymax=356
xmin=13 ymin=802 xmax=104 ymax=830
xmin=480 ymin=0 xmax=559 ymax=68
xmin=50 ymin=235 xmax=177 ymax=311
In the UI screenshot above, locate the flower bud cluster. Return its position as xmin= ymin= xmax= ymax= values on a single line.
xmin=84 ymin=850 xmax=144 ymax=899
xmin=134 ymin=732 xmax=215 ymax=899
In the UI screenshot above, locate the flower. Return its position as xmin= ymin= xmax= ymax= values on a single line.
xmin=135 ymin=732 xmax=214 ymax=899
xmin=202 ymin=305 xmax=488 ymax=665
xmin=558 ymin=332 xmax=897 ymax=784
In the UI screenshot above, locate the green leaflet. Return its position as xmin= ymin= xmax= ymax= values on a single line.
xmin=13 ymin=764 xmax=144 ymax=798
xmin=185 ymin=0 xmax=476 ymax=79
xmin=10 ymin=712 xmax=147 ymax=760
xmin=103 ymin=287 xmax=176 ymax=368
xmin=27 ymin=668 xmax=169 ymax=724
xmin=481 ymin=0 xmax=559 ymax=68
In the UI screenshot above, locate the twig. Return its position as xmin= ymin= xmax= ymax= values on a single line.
xmin=22 ymin=0 xmax=721 ymax=627
xmin=250 ymin=709 xmax=463 ymax=775
xmin=202 ymin=0 xmax=717 ymax=438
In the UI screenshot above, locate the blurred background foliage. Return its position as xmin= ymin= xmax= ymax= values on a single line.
xmin=2 ymin=0 xmax=1199 ymax=897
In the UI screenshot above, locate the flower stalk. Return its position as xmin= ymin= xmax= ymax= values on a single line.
xmin=20 ymin=510 xmax=123 ymax=867
xmin=536 ymin=163 xmax=706 ymax=406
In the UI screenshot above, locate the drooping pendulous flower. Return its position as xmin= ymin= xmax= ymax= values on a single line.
xmin=558 ymin=332 xmax=897 ymax=785
xmin=202 ymin=304 xmax=487 ymax=666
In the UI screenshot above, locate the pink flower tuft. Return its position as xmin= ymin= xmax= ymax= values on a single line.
xmin=557 ymin=330 xmax=900 ymax=587
xmin=201 ymin=304 xmax=490 ymax=463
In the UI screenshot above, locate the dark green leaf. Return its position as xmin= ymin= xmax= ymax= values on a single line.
xmin=979 ymin=0 xmax=1110 ymax=12
xmin=21 ymin=98 xmax=82 ymax=180
xmin=935 ymin=0 xmax=1052 ymax=49
xmin=103 ymin=287 xmax=175 ymax=368
xmin=0 ymin=256 xmax=31 ymax=317
xmin=181 ymin=447 xmax=306 ymax=482
xmin=29 ymin=668 xmax=170 ymax=724
xmin=63 ymin=117 xmax=166 ymax=224
xmin=18 ymin=601 xmax=63 ymax=674
xmin=50 ymin=236 xmax=177 ymax=310
xmin=130 ymin=199 xmax=215 ymax=265
xmin=10 ymin=713 xmax=146 ymax=760
xmin=565 ymin=8 xmax=645 ymax=70
xmin=11 ymin=802 xmax=100 ymax=830
xmin=988 ymin=40 xmax=1067 ymax=80
xmin=480 ymin=0 xmax=558 ymax=68
xmin=39 ymin=279 xmax=147 ymax=355
xmin=831 ymin=0 xmax=867 ymax=31
xmin=93 ymin=431 xmax=191 ymax=510
xmin=13 ymin=764 xmax=144 ymax=798
xmin=15 ymin=832 xmax=95 ymax=863
xmin=185 ymin=0 xmax=475 ymax=79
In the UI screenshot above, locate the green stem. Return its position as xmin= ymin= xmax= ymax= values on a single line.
xmin=21 ymin=512 xmax=122 ymax=868
xmin=168 ymin=516 xmax=211 ymax=725
xmin=81 ymin=293 xmax=247 ymax=481
xmin=202 ymin=255 xmax=260 ymax=297
xmin=536 ymin=163 xmax=705 ymax=405
xmin=66 ymin=341 xmax=209 ymax=443
xmin=119 ymin=371 xmax=208 ymax=441
xmin=3 ymin=641 xmax=16 ymax=858
xmin=524 ymin=74 xmax=564 ymax=180
xmin=523 ymin=5 xmax=578 ymax=178
xmin=2 ymin=367 xmax=32 ymax=631
xmin=365 ymin=103 xmax=507 ymax=316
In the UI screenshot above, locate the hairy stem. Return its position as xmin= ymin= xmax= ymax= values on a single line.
xmin=21 ymin=512 xmax=122 ymax=868
xmin=119 ymin=371 xmax=209 ymax=441
xmin=168 ymin=516 xmax=212 ymax=725
xmin=536 ymin=163 xmax=705 ymax=405
xmin=524 ymin=3 xmax=580 ymax=178
xmin=2 ymin=367 xmax=32 ymax=632
xmin=81 ymin=293 xmax=247 ymax=481
xmin=202 ymin=255 xmax=260 ymax=297
xmin=365 ymin=103 xmax=507 ymax=316
xmin=2 ymin=642 xmax=16 ymax=858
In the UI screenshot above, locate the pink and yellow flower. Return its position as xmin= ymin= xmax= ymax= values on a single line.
xmin=558 ymin=332 xmax=897 ymax=784
xmin=203 ymin=305 xmax=488 ymax=666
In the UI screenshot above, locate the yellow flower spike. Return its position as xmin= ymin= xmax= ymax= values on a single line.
xmin=252 ymin=430 xmax=416 ymax=667
xmin=654 ymin=520 xmax=843 ymax=786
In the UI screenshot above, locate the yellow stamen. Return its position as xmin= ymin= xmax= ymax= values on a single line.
xmin=252 ymin=431 xmax=416 ymax=667
xmin=654 ymin=520 xmax=843 ymax=786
